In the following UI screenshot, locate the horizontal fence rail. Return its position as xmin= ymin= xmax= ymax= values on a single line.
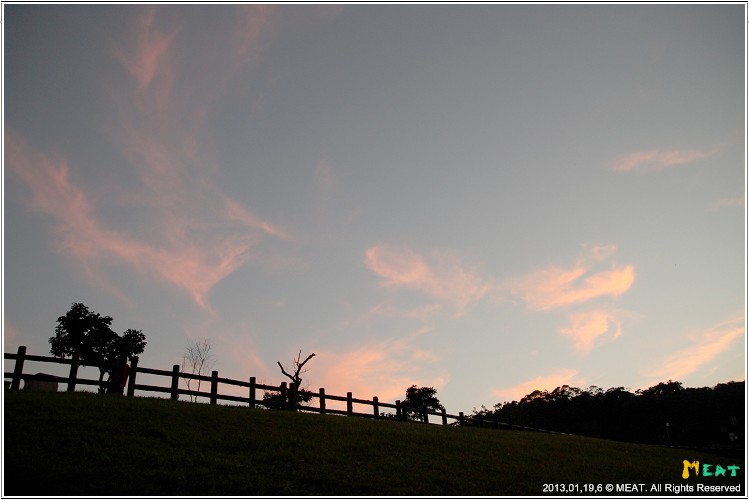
xmin=4 ymin=346 xmax=549 ymax=432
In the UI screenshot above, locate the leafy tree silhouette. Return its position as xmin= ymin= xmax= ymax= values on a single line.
xmin=403 ymin=385 xmax=444 ymax=422
xmin=49 ymin=302 xmax=146 ymax=393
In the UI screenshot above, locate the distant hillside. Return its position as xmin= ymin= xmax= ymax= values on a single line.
xmin=3 ymin=391 xmax=745 ymax=496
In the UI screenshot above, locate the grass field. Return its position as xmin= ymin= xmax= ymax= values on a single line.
xmin=3 ymin=390 xmax=745 ymax=496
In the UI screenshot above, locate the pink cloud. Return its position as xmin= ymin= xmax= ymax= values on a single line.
xmin=560 ymin=311 xmax=622 ymax=354
xmin=113 ymin=7 xmax=179 ymax=90
xmin=108 ymin=124 xmax=289 ymax=308
xmin=365 ymin=243 xmax=633 ymax=316
xmin=492 ymin=369 xmax=585 ymax=403
xmin=110 ymin=8 xmax=288 ymax=241
xmin=612 ymin=148 xmax=714 ymax=172
xmin=224 ymin=197 xmax=292 ymax=241
xmin=507 ymin=244 xmax=634 ymax=311
xmin=643 ymin=314 xmax=744 ymax=383
xmin=366 ymin=246 xmax=432 ymax=287
xmin=9 ymin=8 xmax=291 ymax=309
xmin=365 ymin=245 xmax=493 ymax=315
xmin=511 ymin=264 xmax=634 ymax=311
xmin=5 ymin=131 xmax=106 ymax=249
xmin=6 ymin=130 xmax=285 ymax=308
xmin=17 ymin=8 xmax=287 ymax=307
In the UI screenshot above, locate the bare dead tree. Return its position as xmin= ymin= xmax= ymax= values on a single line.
xmin=277 ymin=350 xmax=316 ymax=387
xmin=181 ymin=338 xmax=215 ymax=402
xmin=275 ymin=350 xmax=315 ymax=409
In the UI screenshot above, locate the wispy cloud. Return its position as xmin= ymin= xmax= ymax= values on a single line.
xmin=508 ymin=245 xmax=634 ymax=311
xmin=6 ymin=8 xmax=289 ymax=308
xmin=710 ymin=195 xmax=745 ymax=210
xmin=365 ymin=245 xmax=493 ymax=316
xmin=502 ymin=245 xmax=634 ymax=353
xmin=112 ymin=7 xmax=179 ymax=90
xmin=560 ymin=311 xmax=622 ymax=354
xmin=492 ymin=369 xmax=585 ymax=403
xmin=6 ymin=132 xmax=282 ymax=309
xmin=643 ymin=313 xmax=744 ymax=383
xmin=612 ymin=147 xmax=715 ymax=172
xmin=6 ymin=132 xmax=88 ymax=224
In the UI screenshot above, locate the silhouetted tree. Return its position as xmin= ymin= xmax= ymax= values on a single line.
xmin=402 ymin=385 xmax=444 ymax=422
xmin=637 ymin=380 xmax=683 ymax=398
xmin=180 ymin=338 xmax=215 ymax=402
xmin=264 ymin=350 xmax=316 ymax=410
xmin=49 ymin=302 xmax=146 ymax=393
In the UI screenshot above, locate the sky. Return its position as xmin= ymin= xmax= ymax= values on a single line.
xmin=3 ymin=3 xmax=746 ymax=414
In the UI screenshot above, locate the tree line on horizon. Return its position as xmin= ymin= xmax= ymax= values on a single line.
xmin=46 ymin=302 xmax=743 ymax=453
xmin=470 ymin=380 xmax=744 ymax=452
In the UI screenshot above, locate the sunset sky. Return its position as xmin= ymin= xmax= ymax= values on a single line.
xmin=3 ymin=4 xmax=745 ymax=413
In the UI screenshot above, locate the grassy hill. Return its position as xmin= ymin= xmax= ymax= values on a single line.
xmin=3 ymin=390 xmax=745 ymax=496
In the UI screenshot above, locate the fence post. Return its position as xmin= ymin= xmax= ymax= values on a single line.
xmin=280 ymin=382 xmax=287 ymax=409
xmin=288 ymin=383 xmax=297 ymax=410
xmin=395 ymin=400 xmax=402 ymax=420
xmin=346 ymin=392 xmax=353 ymax=416
xmin=249 ymin=377 xmax=256 ymax=408
xmin=127 ymin=357 xmax=138 ymax=396
xmin=210 ymin=370 xmax=218 ymax=405
xmin=422 ymin=407 xmax=429 ymax=424
xmin=66 ymin=353 xmax=79 ymax=393
xmin=10 ymin=346 xmax=26 ymax=391
xmin=373 ymin=396 xmax=379 ymax=419
xmin=477 ymin=414 xmax=483 ymax=428
xmin=459 ymin=411 xmax=465 ymax=426
xmin=441 ymin=408 xmax=448 ymax=426
xmin=319 ymin=388 xmax=326 ymax=414
xmin=170 ymin=364 xmax=180 ymax=400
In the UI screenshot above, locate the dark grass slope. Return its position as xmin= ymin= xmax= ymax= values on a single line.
xmin=3 ymin=390 xmax=745 ymax=496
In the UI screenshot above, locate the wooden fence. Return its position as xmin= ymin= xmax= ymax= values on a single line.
xmin=3 ymin=345 xmax=551 ymax=432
